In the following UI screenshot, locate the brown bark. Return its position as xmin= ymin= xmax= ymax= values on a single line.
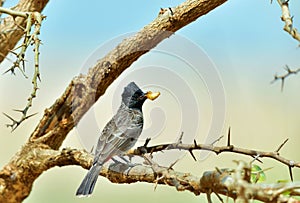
xmin=0 ymin=0 xmax=227 ymax=202
xmin=0 ymin=0 xmax=49 ymax=63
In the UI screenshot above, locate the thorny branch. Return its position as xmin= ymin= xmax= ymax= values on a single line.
xmin=130 ymin=129 xmax=299 ymax=182
xmin=271 ymin=65 xmax=300 ymax=91
xmin=40 ymin=139 xmax=300 ymax=202
xmin=273 ymin=0 xmax=300 ymax=44
xmin=0 ymin=7 xmax=45 ymax=131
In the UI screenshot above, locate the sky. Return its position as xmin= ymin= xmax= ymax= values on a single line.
xmin=0 ymin=0 xmax=300 ymax=202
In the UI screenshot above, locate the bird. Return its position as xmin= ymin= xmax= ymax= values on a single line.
xmin=76 ymin=82 xmax=160 ymax=197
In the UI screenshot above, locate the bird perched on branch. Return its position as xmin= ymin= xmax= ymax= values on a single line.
xmin=76 ymin=82 xmax=160 ymax=197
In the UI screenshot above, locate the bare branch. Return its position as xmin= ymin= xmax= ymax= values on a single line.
xmin=271 ymin=65 xmax=300 ymax=91
xmin=0 ymin=7 xmax=27 ymax=18
xmin=1 ymin=7 xmax=45 ymax=131
xmin=3 ymin=112 xmax=37 ymax=131
xmin=130 ymin=137 xmax=300 ymax=171
xmin=276 ymin=0 xmax=300 ymax=43
xmin=0 ymin=0 xmax=49 ymax=63
xmin=42 ymin=149 xmax=300 ymax=202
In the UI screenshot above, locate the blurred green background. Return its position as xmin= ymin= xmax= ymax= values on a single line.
xmin=1 ymin=0 xmax=300 ymax=202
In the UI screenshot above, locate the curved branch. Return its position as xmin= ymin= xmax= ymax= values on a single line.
xmin=33 ymin=148 xmax=300 ymax=202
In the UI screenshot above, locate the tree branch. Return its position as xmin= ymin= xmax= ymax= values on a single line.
xmin=271 ymin=65 xmax=300 ymax=91
xmin=130 ymin=137 xmax=299 ymax=170
xmin=275 ymin=0 xmax=300 ymax=44
xmin=1 ymin=1 xmax=46 ymax=131
xmin=2 ymin=10 xmax=44 ymax=131
xmin=0 ymin=0 xmax=48 ymax=63
xmin=17 ymin=147 xmax=300 ymax=202
xmin=0 ymin=0 xmax=228 ymax=202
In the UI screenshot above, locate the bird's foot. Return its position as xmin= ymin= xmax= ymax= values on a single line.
xmin=111 ymin=156 xmax=140 ymax=168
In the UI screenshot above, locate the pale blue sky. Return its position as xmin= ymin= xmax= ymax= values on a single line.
xmin=1 ymin=1 xmax=300 ymax=203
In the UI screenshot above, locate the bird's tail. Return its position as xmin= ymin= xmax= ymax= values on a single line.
xmin=76 ymin=164 xmax=102 ymax=197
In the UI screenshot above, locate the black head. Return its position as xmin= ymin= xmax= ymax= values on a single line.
xmin=121 ymin=82 xmax=147 ymax=109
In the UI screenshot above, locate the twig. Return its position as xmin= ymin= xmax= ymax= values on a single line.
xmin=3 ymin=112 xmax=38 ymax=131
xmin=271 ymin=65 xmax=300 ymax=91
xmin=275 ymin=0 xmax=300 ymax=44
xmin=1 ymin=8 xmax=45 ymax=131
xmin=0 ymin=7 xmax=27 ymax=18
xmin=276 ymin=138 xmax=289 ymax=153
xmin=45 ymin=148 xmax=300 ymax=202
xmin=131 ymin=129 xmax=299 ymax=181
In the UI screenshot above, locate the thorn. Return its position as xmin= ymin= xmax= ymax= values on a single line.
xmin=21 ymin=59 xmax=25 ymax=72
xmin=3 ymin=113 xmax=19 ymax=132
xmin=153 ymin=176 xmax=164 ymax=191
xmin=211 ymin=135 xmax=224 ymax=145
xmin=250 ymin=155 xmax=263 ymax=164
xmin=9 ymin=50 xmax=18 ymax=55
xmin=227 ymin=127 xmax=231 ymax=147
xmin=90 ymin=146 xmax=94 ymax=153
xmin=206 ymin=193 xmax=213 ymax=203
xmin=214 ymin=192 xmax=224 ymax=203
xmin=250 ymin=154 xmax=263 ymax=164
xmin=13 ymin=109 xmax=25 ymax=113
xmin=284 ymin=64 xmax=290 ymax=72
xmin=275 ymin=138 xmax=289 ymax=153
xmin=3 ymin=67 xmax=15 ymax=75
xmin=189 ymin=149 xmax=197 ymax=162
xmin=24 ymin=112 xmax=38 ymax=120
xmin=193 ymin=139 xmax=197 ymax=147
xmin=3 ymin=112 xmax=15 ymax=122
xmin=159 ymin=8 xmax=165 ymax=15
xmin=3 ymin=111 xmax=38 ymax=132
xmin=177 ymin=132 xmax=184 ymax=144
xmin=168 ymin=7 xmax=174 ymax=16
xmin=288 ymin=166 xmax=294 ymax=182
xmin=10 ymin=44 xmax=23 ymax=52
xmin=215 ymin=167 xmax=223 ymax=175
xmin=168 ymin=159 xmax=179 ymax=170
xmin=144 ymin=138 xmax=151 ymax=147
xmin=37 ymin=73 xmax=41 ymax=82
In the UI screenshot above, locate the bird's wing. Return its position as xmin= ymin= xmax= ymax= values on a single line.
xmin=93 ymin=108 xmax=143 ymax=164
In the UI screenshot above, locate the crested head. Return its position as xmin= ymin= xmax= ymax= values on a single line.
xmin=121 ymin=82 xmax=146 ymax=109
xmin=121 ymin=82 xmax=160 ymax=109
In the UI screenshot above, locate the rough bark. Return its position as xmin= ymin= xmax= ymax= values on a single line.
xmin=0 ymin=0 xmax=227 ymax=202
xmin=0 ymin=0 xmax=49 ymax=63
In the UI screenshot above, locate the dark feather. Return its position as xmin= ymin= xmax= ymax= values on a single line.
xmin=76 ymin=82 xmax=146 ymax=196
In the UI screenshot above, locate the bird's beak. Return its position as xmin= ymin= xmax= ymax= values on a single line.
xmin=145 ymin=91 xmax=160 ymax=101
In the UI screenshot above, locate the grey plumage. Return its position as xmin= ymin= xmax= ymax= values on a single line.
xmin=76 ymin=82 xmax=159 ymax=197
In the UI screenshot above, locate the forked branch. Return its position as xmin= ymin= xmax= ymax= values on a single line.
xmin=271 ymin=65 xmax=300 ymax=91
